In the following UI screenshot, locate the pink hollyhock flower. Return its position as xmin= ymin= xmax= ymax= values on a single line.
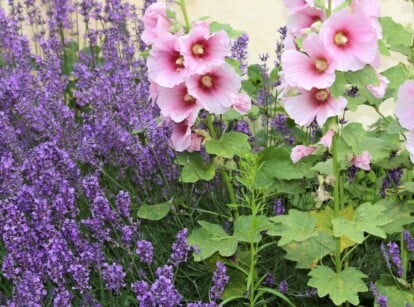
xmin=178 ymin=25 xmax=230 ymax=74
xmin=287 ymin=6 xmax=325 ymax=36
xmin=395 ymin=80 xmax=414 ymax=130
xmin=186 ymin=63 xmax=241 ymax=114
xmin=320 ymin=9 xmax=378 ymax=71
xmin=283 ymin=88 xmax=347 ymax=126
xmin=366 ymin=73 xmax=389 ymax=99
xmin=282 ymin=0 xmax=313 ymax=14
xmin=318 ymin=129 xmax=336 ymax=149
xmin=147 ymin=33 xmax=187 ymax=88
xmin=157 ymin=83 xmax=202 ymax=123
xmin=171 ymin=120 xmax=192 ymax=152
xmin=232 ymin=92 xmax=252 ymax=115
xmin=281 ymin=33 xmax=337 ymax=90
xmin=188 ymin=133 xmax=204 ymax=152
xmin=141 ymin=2 xmax=171 ymax=45
xmin=351 ymin=151 xmax=372 ymax=171
xmin=351 ymin=0 xmax=380 ymax=17
xmin=149 ymin=81 xmax=160 ymax=104
xmin=291 ymin=145 xmax=317 ymax=163
xmin=406 ymin=130 xmax=414 ymax=163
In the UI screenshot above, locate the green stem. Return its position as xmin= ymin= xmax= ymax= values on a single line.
xmin=332 ymin=134 xmax=342 ymax=273
xmin=179 ymin=0 xmax=191 ymax=33
xmin=401 ymin=231 xmax=408 ymax=280
xmin=327 ymin=0 xmax=332 ymax=17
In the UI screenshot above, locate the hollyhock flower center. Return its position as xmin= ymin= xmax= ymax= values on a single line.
xmin=200 ymin=75 xmax=214 ymax=89
xmin=314 ymin=58 xmax=328 ymax=72
xmin=334 ymin=32 xmax=349 ymax=46
xmin=311 ymin=88 xmax=330 ymax=104
xmin=183 ymin=93 xmax=196 ymax=105
xmin=192 ymin=43 xmax=205 ymax=57
xmin=175 ymin=55 xmax=184 ymax=69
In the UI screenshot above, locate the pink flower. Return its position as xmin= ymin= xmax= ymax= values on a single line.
xmin=188 ymin=133 xmax=204 ymax=152
xmin=366 ymin=73 xmax=389 ymax=99
xmin=186 ymin=63 xmax=241 ymax=114
xmin=406 ymin=130 xmax=414 ymax=163
xmin=147 ymin=33 xmax=187 ymax=88
xmin=157 ymin=83 xmax=202 ymax=123
xmin=291 ymin=145 xmax=317 ymax=163
xmin=141 ymin=2 xmax=172 ymax=45
xmin=281 ymin=33 xmax=337 ymax=90
xmin=318 ymin=129 xmax=336 ymax=149
xmin=149 ymin=81 xmax=160 ymax=104
xmin=287 ymin=6 xmax=325 ymax=36
xmin=351 ymin=151 xmax=372 ymax=171
xmin=283 ymin=88 xmax=347 ymax=126
xmin=282 ymin=0 xmax=313 ymax=14
xmin=351 ymin=0 xmax=380 ymax=17
xmin=232 ymin=92 xmax=252 ymax=115
xmin=320 ymin=9 xmax=378 ymax=71
xmin=395 ymin=80 xmax=414 ymax=130
xmin=178 ymin=25 xmax=230 ymax=74
xmin=171 ymin=120 xmax=192 ymax=152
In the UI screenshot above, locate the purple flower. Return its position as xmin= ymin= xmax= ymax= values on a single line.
xmin=136 ymin=240 xmax=154 ymax=264
xmin=273 ymin=198 xmax=286 ymax=215
xmin=210 ymin=262 xmax=229 ymax=301
xmin=131 ymin=280 xmax=155 ymax=306
xmin=151 ymin=265 xmax=182 ymax=306
xmin=403 ymin=230 xmax=414 ymax=252
xmin=278 ymin=280 xmax=289 ymax=294
xmin=230 ymin=33 xmax=249 ymax=75
xmin=101 ymin=262 xmax=126 ymax=292
xmin=377 ymin=295 xmax=388 ymax=307
xmin=169 ymin=228 xmax=191 ymax=267
xmin=262 ymin=272 xmax=275 ymax=287
xmin=387 ymin=242 xmax=403 ymax=277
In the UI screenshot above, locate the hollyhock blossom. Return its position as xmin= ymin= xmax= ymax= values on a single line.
xmin=178 ymin=25 xmax=230 ymax=74
xmin=171 ymin=120 xmax=193 ymax=152
xmin=351 ymin=0 xmax=380 ymax=17
xmin=351 ymin=151 xmax=372 ymax=171
xmin=282 ymin=0 xmax=313 ymax=14
xmin=287 ymin=6 xmax=325 ymax=36
xmin=188 ymin=133 xmax=203 ymax=152
xmin=283 ymin=88 xmax=347 ymax=126
xmin=157 ymin=83 xmax=202 ymax=123
xmin=395 ymin=80 xmax=414 ymax=130
xmin=318 ymin=129 xmax=336 ymax=149
xmin=366 ymin=73 xmax=389 ymax=99
xmin=186 ymin=63 xmax=241 ymax=114
xmin=320 ymin=9 xmax=378 ymax=71
xmin=141 ymin=2 xmax=171 ymax=45
xmin=291 ymin=145 xmax=317 ymax=163
xmin=406 ymin=130 xmax=414 ymax=163
xmin=232 ymin=92 xmax=252 ymax=114
xmin=147 ymin=33 xmax=188 ymax=88
xmin=281 ymin=33 xmax=337 ymax=90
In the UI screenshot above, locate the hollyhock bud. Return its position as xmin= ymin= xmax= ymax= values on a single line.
xmin=232 ymin=92 xmax=252 ymax=115
xmin=366 ymin=73 xmax=389 ymax=99
xmin=318 ymin=129 xmax=336 ymax=149
xmin=351 ymin=151 xmax=372 ymax=171
xmin=141 ymin=2 xmax=172 ymax=45
xmin=291 ymin=145 xmax=317 ymax=163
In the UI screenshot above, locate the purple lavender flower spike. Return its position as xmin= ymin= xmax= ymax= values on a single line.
xmin=136 ymin=240 xmax=154 ymax=264
xmin=169 ymin=228 xmax=191 ymax=267
xmin=101 ymin=262 xmax=126 ymax=292
xmin=403 ymin=230 xmax=414 ymax=252
xmin=210 ymin=262 xmax=230 ymax=301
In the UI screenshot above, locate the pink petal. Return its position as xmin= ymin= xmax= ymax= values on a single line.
xmin=351 ymin=151 xmax=372 ymax=171
xmin=141 ymin=2 xmax=171 ymax=45
xmin=318 ymin=129 xmax=336 ymax=149
xmin=287 ymin=7 xmax=325 ymax=36
xmin=188 ymin=133 xmax=204 ymax=152
xmin=351 ymin=0 xmax=380 ymax=17
xmin=366 ymin=73 xmax=389 ymax=99
xmin=171 ymin=120 xmax=192 ymax=152
xmin=232 ymin=92 xmax=252 ymax=115
xmin=406 ymin=130 xmax=414 ymax=163
xmin=291 ymin=145 xmax=317 ymax=163
xmin=395 ymin=80 xmax=414 ymax=130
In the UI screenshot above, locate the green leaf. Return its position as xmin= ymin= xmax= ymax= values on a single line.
xmin=379 ymin=16 xmax=413 ymax=48
xmin=137 ymin=202 xmax=171 ymax=221
xmin=332 ymin=203 xmax=393 ymax=243
xmin=205 ymin=132 xmax=251 ymax=159
xmin=188 ymin=222 xmax=238 ymax=261
xmin=282 ymin=231 xmax=336 ymax=269
xmin=257 ymin=147 xmax=304 ymax=180
xmin=382 ymin=64 xmax=411 ymax=99
xmin=308 ymin=266 xmax=368 ymax=306
xmin=360 ymin=134 xmax=401 ymax=162
xmin=312 ymin=159 xmax=333 ymax=175
xmin=209 ymin=21 xmax=243 ymax=39
xmin=226 ymin=57 xmax=242 ymax=75
xmin=377 ymin=199 xmax=414 ymax=234
xmin=344 ymin=65 xmax=379 ymax=88
xmin=166 ymin=8 xmax=176 ymax=18
xmin=268 ymin=209 xmax=318 ymax=246
xmin=375 ymin=278 xmax=414 ymax=306
xmin=330 ymin=71 xmax=346 ymax=98
xmin=342 ymin=123 xmax=366 ymax=154
xmin=233 ymin=215 xmax=272 ymax=243
xmin=176 ymin=152 xmax=216 ymax=183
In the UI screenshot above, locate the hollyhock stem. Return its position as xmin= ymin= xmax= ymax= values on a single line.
xmin=179 ymin=0 xmax=191 ymax=33
xmin=401 ymin=232 xmax=408 ymax=280
xmin=332 ymin=133 xmax=342 ymax=274
xmin=327 ymin=0 xmax=332 ymax=17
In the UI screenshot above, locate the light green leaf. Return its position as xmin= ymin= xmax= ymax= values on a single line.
xmin=377 ymin=199 xmax=414 ymax=234
xmin=308 ymin=266 xmax=368 ymax=306
xmin=344 ymin=65 xmax=379 ymax=87
xmin=233 ymin=215 xmax=272 ymax=243
xmin=332 ymin=202 xmax=393 ymax=243
xmin=257 ymin=147 xmax=304 ymax=180
xmin=226 ymin=57 xmax=242 ymax=75
xmin=282 ymin=231 xmax=336 ymax=269
xmin=360 ymin=134 xmax=401 ymax=162
xmin=137 ymin=202 xmax=171 ymax=221
xmin=268 ymin=209 xmax=318 ymax=246
xmin=330 ymin=71 xmax=346 ymax=98
xmin=209 ymin=21 xmax=244 ymax=39
xmin=342 ymin=123 xmax=366 ymax=154
xmin=379 ymin=16 xmax=413 ymax=48
xmin=205 ymin=132 xmax=251 ymax=159
xmin=188 ymin=222 xmax=238 ymax=261
xmin=382 ymin=64 xmax=411 ymax=99
xmin=312 ymin=159 xmax=333 ymax=175
xmin=176 ymin=152 xmax=216 ymax=183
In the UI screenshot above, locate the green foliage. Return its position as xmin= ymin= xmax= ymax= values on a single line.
xmin=176 ymin=152 xmax=216 ymax=183
xmin=332 ymin=203 xmax=393 ymax=243
xmin=378 ymin=199 xmax=414 ymax=234
xmin=382 ymin=64 xmax=411 ymax=99
xmin=308 ymin=266 xmax=368 ymax=306
xmin=209 ymin=21 xmax=244 ymax=39
xmin=268 ymin=210 xmax=318 ymax=246
xmin=379 ymin=16 xmax=413 ymax=50
xmin=205 ymin=132 xmax=251 ymax=159
xmin=233 ymin=215 xmax=272 ymax=243
xmin=137 ymin=202 xmax=171 ymax=221
xmin=375 ymin=276 xmax=414 ymax=306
